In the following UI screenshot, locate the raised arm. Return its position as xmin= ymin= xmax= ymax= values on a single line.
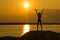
xmin=34 ymin=9 xmax=38 ymax=15
xmin=41 ymin=9 xmax=44 ymax=15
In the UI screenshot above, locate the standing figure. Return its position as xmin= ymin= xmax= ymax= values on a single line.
xmin=34 ymin=9 xmax=44 ymax=31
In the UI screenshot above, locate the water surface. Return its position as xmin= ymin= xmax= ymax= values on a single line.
xmin=0 ymin=25 xmax=60 ymax=37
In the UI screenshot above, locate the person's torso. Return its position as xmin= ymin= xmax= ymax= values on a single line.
xmin=37 ymin=13 xmax=41 ymax=19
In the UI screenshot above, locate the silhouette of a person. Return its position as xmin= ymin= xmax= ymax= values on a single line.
xmin=37 ymin=12 xmax=42 ymax=31
xmin=34 ymin=9 xmax=44 ymax=31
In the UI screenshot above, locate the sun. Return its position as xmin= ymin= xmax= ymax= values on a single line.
xmin=24 ymin=2 xmax=29 ymax=8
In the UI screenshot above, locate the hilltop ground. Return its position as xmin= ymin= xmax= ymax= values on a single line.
xmin=0 ymin=31 xmax=60 ymax=40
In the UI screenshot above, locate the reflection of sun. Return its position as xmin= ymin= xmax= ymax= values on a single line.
xmin=24 ymin=2 xmax=29 ymax=8
xmin=24 ymin=24 xmax=30 ymax=34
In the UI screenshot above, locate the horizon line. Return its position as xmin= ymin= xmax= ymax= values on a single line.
xmin=0 ymin=22 xmax=60 ymax=25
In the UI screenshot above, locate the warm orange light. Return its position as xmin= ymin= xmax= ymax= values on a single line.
xmin=24 ymin=24 xmax=30 ymax=33
xmin=24 ymin=2 xmax=29 ymax=8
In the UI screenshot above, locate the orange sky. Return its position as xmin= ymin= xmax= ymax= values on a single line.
xmin=0 ymin=0 xmax=60 ymax=15
xmin=0 ymin=0 xmax=60 ymax=23
xmin=0 ymin=0 xmax=60 ymax=9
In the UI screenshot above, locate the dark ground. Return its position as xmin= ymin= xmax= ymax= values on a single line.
xmin=0 ymin=31 xmax=60 ymax=40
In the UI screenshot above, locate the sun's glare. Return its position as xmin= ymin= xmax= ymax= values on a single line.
xmin=24 ymin=24 xmax=30 ymax=33
xmin=24 ymin=2 xmax=29 ymax=8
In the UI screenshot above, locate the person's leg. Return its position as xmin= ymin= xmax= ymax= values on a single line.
xmin=37 ymin=20 xmax=39 ymax=31
xmin=40 ymin=20 xmax=42 ymax=31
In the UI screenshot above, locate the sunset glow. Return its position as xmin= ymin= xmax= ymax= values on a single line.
xmin=24 ymin=2 xmax=29 ymax=8
xmin=24 ymin=24 xmax=30 ymax=34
